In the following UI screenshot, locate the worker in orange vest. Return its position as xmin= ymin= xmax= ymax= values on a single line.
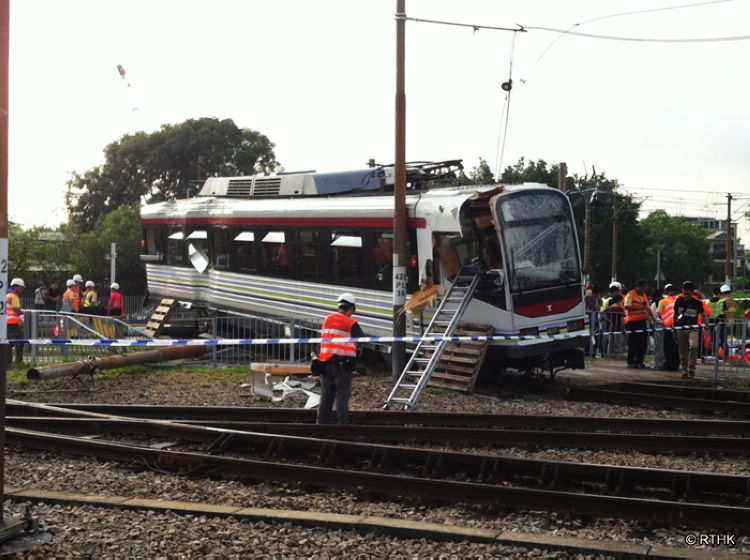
xmin=656 ymin=284 xmax=679 ymax=371
xmin=61 ymin=279 xmax=76 ymax=312
xmin=6 ymin=278 xmax=26 ymax=364
xmin=624 ymin=279 xmax=655 ymax=369
xmin=316 ymin=292 xmax=366 ymax=425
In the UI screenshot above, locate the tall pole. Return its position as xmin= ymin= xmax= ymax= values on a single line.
xmin=557 ymin=162 xmax=567 ymax=192
xmin=392 ymin=0 xmax=407 ymax=379
xmin=611 ymin=202 xmax=618 ymax=282
xmin=725 ymin=193 xmax=732 ymax=286
xmin=0 ymin=0 xmax=9 ymax=521
xmin=583 ymin=198 xmax=591 ymax=281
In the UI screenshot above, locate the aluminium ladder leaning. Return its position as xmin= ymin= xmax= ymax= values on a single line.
xmin=383 ymin=261 xmax=483 ymax=410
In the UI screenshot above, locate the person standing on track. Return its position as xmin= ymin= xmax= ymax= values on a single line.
xmin=316 ymin=293 xmax=366 ymax=425
xmin=624 ymin=279 xmax=655 ymax=368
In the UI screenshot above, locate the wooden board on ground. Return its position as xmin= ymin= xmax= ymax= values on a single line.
xmin=428 ymin=323 xmax=494 ymax=393
xmin=143 ymin=298 xmax=178 ymax=338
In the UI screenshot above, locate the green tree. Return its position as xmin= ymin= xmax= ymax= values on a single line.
xmin=8 ymin=225 xmax=70 ymax=286
xmin=66 ymin=117 xmax=279 ymax=232
xmin=640 ymin=210 xmax=711 ymax=288
xmin=68 ymin=204 xmax=146 ymax=290
xmin=457 ymin=158 xmax=495 ymax=185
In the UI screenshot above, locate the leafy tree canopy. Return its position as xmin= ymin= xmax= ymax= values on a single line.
xmin=66 ymin=117 xmax=279 ymax=232
xmin=457 ymin=158 xmax=495 ymax=185
xmin=639 ymin=210 xmax=711 ymax=288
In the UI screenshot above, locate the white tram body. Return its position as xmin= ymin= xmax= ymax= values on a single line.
xmin=141 ymin=166 xmax=586 ymax=372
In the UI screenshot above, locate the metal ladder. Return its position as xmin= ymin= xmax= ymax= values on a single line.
xmin=383 ymin=261 xmax=483 ymax=410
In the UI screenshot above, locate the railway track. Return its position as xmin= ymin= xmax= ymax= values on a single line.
xmin=567 ymin=382 xmax=750 ymax=416
xmin=11 ymin=402 xmax=750 ymax=433
xmin=5 ymin=401 xmax=750 ymax=530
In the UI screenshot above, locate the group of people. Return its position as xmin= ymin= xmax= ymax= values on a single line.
xmin=586 ymin=279 xmax=738 ymax=379
xmin=5 ymin=275 xmax=125 ymax=365
xmin=34 ymin=275 xmax=124 ymax=316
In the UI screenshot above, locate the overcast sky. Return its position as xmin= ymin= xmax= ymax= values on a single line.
xmin=9 ymin=0 xmax=750 ymax=240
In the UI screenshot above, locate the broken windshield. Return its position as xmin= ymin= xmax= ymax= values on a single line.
xmin=496 ymin=190 xmax=581 ymax=292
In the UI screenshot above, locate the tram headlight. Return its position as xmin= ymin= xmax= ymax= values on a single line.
xmin=567 ymin=318 xmax=586 ymax=332
xmin=519 ymin=327 xmax=539 ymax=337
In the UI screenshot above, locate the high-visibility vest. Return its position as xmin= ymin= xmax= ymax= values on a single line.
xmin=706 ymin=297 xmax=725 ymax=319
xmin=84 ymin=290 xmax=98 ymax=308
xmin=624 ymin=289 xmax=649 ymax=323
xmin=62 ymin=288 xmax=76 ymax=311
xmin=657 ymin=295 xmax=676 ymax=327
xmin=318 ymin=312 xmax=357 ymax=361
xmin=6 ymin=291 xmax=22 ymax=325
xmin=72 ymin=285 xmax=82 ymax=311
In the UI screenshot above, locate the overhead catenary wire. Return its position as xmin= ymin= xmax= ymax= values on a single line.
xmin=494 ymin=31 xmax=518 ymax=179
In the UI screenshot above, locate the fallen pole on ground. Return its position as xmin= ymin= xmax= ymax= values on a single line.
xmin=26 ymin=345 xmax=207 ymax=381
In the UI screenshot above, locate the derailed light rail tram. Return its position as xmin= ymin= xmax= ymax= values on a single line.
xmin=140 ymin=162 xmax=586 ymax=374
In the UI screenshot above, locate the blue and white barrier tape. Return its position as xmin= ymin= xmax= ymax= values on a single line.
xmin=2 ymin=331 xmax=587 ymax=347
xmin=0 ymin=323 xmax=710 ymax=346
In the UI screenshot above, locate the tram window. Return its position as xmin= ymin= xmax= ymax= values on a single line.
xmin=373 ymin=233 xmax=393 ymax=290
xmin=144 ymin=226 xmax=166 ymax=262
xmin=294 ymin=230 xmax=320 ymax=281
xmin=233 ymin=231 xmax=257 ymax=273
xmin=261 ymin=231 xmax=291 ymax=276
xmin=167 ymin=230 xmax=185 ymax=266
xmin=211 ymin=227 xmax=231 ymax=270
xmin=331 ymin=232 xmax=365 ymax=287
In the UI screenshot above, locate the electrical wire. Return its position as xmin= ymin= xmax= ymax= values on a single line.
xmin=494 ymin=31 xmax=518 ymax=179
xmin=526 ymin=26 xmax=750 ymax=43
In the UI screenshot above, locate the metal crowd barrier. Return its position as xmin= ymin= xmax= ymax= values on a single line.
xmin=586 ymin=317 xmax=750 ymax=379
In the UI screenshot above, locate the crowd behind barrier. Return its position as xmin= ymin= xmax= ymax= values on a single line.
xmin=587 ymin=317 xmax=750 ymax=379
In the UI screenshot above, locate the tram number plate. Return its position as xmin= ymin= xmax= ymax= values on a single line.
xmin=393 ymin=267 xmax=406 ymax=306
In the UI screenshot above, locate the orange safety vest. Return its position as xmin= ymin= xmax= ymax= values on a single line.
xmin=63 ymin=288 xmax=77 ymax=310
xmin=6 ymin=292 xmax=22 ymax=325
xmin=624 ymin=289 xmax=649 ymax=323
xmin=318 ymin=312 xmax=357 ymax=361
xmin=658 ymin=295 xmax=676 ymax=328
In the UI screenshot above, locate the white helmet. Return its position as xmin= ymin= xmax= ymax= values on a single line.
xmin=337 ymin=292 xmax=356 ymax=306
xmin=85 ymin=280 xmax=95 ymax=288
xmin=110 ymin=282 xmax=119 ymax=290
xmin=10 ymin=278 xmax=24 ymax=288
xmin=66 ymin=279 xmax=75 ymax=287
xmin=720 ymin=284 xmax=731 ymax=293
xmin=608 ymin=281 xmax=622 ymax=290
xmin=72 ymin=274 xmax=83 ymax=283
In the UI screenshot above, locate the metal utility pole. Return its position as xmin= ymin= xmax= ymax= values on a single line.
xmin=0 ymin=0 xmax=9 ymax=520
xmin=725 ymin=193 xmax=732 ymax=286
xmin=583 ymin=196 xmax=592 ymax=279
xmin=558 ymin=162 xmax=567 ymax=192
xmin=611 ymin=201 xmax=618 ymax=282
xmin=110 ymin=242 xmax=117 ymax=284
xmin=392 ymin=0 xmax=407 ymax=380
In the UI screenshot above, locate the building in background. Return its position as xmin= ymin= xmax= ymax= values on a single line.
xmin=684 ymin=217 xmax=746 ymax=285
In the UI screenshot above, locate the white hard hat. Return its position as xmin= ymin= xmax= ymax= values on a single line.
xmin=608 ymin=281 xmax=622 ymax=290
xmin=337 ymin=292 xmax=356 ymax=306
xmin=73 ymin=274 xmax=83 ymax=283
xmin=85 ymin=280 xmax=95 ymax=288
xmin=720 ymin=284 xmax=731 ymax=293
xmin=110 ymin=282 xmax=119 ymax=290
xmin=66 ymin=279 xmax=75 ymax=287
xmin=10 ymin=278 xmax=24 ymax=287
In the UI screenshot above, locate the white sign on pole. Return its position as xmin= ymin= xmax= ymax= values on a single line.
xmin=0 ymin=237 xmax=7 ymax=340
xmin=393 ymin=266 xmax=406 ymax=306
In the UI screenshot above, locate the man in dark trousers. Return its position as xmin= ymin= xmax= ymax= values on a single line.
xmin=674 ymin=281 xmax=705 ymax=378
xmin=624 ymin=279 xmax=655 ymax=368
xmin=316 ymin=293 xmax=366 ymax=424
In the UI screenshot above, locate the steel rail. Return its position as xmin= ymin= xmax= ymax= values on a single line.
xmin=567 ymin=387 xmax=750 ymax=417
xmin=6 ymin=427 xmax=750 ymax=529
xmin=10 ymin=402 xmax=750 ymax=435
xmin=6 ymin=414 xmax=749 ymax=499
xmin=8 ymin=416 xmax=750 ymax=455
xmin=601 ymin=382 xmax=750 ymax=403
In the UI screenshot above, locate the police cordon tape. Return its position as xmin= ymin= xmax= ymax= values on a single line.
xmin=0 ymin=324 xmax=707 ymax=347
